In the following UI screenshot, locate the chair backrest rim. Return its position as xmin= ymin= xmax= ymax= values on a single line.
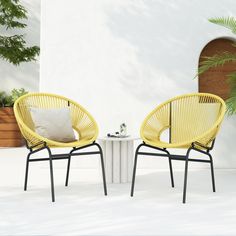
xmin=14 ymin=92 xmax=99 ymax=143
xmin=15 ymin=92 xmax=90 ymax=113
xmin=140 ymin=92 xmax=226 ymax=146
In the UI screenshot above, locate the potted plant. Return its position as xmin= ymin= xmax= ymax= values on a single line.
xmin=198 ymin=17 xmax=236 ymax=115
xmin=0 ymin=88 xmax=27 ymax=146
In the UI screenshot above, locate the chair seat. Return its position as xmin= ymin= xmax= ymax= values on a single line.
xmin=144 ymin=139 xmax=190 ymax=149
xmin=47 ymin=138 xmax=94 ymax=148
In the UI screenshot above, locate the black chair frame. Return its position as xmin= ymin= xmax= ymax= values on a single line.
xmin=130 ymin=140 xmax=216 ymax=203
xmin=24 ymin=141 xmax=107 ymax=202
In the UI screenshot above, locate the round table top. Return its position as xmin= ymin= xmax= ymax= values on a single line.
xmin=98 ymin=136 xmax=140 ymax=141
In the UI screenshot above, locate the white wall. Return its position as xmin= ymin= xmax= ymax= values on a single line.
xmin=0 ymin=0 xmax=40 ymax=93
xmin=41 ymin=0 xmax=236 ymax=168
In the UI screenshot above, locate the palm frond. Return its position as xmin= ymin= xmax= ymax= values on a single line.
xmin=226 ymin=94 xmax=236 ymax=115
xmin=227 ymin=72 xmax=236 ymax=88
xmin=198 ymin=52 xmax=236 ymax=75
xmin=226 ymin=72 xmax=236 ymax=115
xmin=209 ymin=17 xmax=236 ymax=34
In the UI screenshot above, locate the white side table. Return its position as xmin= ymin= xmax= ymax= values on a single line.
xmin=98 ymin=137 xmax=139 ymax=183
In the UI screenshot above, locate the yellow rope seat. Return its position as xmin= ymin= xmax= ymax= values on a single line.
xmin=141 ymin=93 xmax=226 ymax=149
xmin=14 ymin=93 xmax=98 ymax=148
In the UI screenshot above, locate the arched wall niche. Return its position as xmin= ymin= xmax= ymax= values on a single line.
xmin=198 ymin=37 xmax=236 ymax=100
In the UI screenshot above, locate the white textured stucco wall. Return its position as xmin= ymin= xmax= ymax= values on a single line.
xmin=40 ymin=0 xmax=236 ymax=168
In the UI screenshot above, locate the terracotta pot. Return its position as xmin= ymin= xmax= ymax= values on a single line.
xmin=0 ymin=107 xmax=24 ymax=147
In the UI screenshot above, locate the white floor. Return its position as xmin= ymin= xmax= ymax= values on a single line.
xmin=1 ymin=148 xmax=236 ymax=235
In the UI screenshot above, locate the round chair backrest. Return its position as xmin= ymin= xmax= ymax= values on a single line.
xmin=14 ymin=93 xmax=98 ymax=145
xmin=141 ymin=93 xmax=226 ymax=147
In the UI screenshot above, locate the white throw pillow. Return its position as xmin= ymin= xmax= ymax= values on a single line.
xmin=30 ymin=107 xmax=76 ymax=142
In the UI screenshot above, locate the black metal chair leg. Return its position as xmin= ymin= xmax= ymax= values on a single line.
xmin=183 ymin=148 xmax=191 ymax=204
xmin=24 ymin=153 xmax=31 ymax=191
xmin=165 ymin=148 xmax=174 ymax=188
xmin=46 ymin=147 xmax=55 ymax=202
xmin=130 ymin=152 xmax=138 ymax=197
xmin=65 ymin=155 xmax=71 ymax=187
xmin=94 ymin=143 xmax=107 ymax=196
xmin=65 ymin=147 xmax=80 ymax=187
xmin=100 ymin=148 xmax=107 ymax=196
xmin=208 ymin=153 xmax=216 ymax=192
xmin=168 ymin=157 xmax=175 ymax=188
xmin=131 ymin=144 xmax=143 ymax=197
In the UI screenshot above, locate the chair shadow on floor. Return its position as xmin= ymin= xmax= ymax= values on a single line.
xmin=1 ymin=169 xmax=236 ymax=202
xmin=1 ymin=170 xmax=236 ymax=235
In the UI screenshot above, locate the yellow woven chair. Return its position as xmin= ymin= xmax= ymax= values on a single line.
xmin=14 ymin=93 xmax=107 ymax=202
xmin=131 ymin=93 xmax=226 ymax=203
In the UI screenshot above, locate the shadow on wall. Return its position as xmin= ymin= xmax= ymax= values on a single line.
xmin=95 ymin=0 xmax=236 ymax=167
xmin=39 ymin=0 xmax=236 ymax=167
xmin=99 ymin=0 xmax=234 ymax=102
xmin=0 ymin=0 xmax=40 ymax=92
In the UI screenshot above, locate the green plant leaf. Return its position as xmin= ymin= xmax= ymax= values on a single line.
xmin=0 ymin=0 xmax=27 ymax=29
xmin=198 ymin=52 xmax=236 ymax=75
xmin=4 ymin=95 xmax=14 ymax=106
xmin=11 ymin=88 xmax=27 ymax=103
xmin=0 ymin=0 xmax=40 ymax=65
xmin=0 ymin=91 xmax=7 ymax=107
xmin=0 ymin=88 xmax=28 ymax=107
xmin=0 ymin=35 xmax=40 ymax=65
xmin=226 ymin=94 xmax=236 ymax=115
xmin=226 ymin=72 xmax=236 ymax=115
xmin=209 ymin=17 xmax=236 ymax=34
